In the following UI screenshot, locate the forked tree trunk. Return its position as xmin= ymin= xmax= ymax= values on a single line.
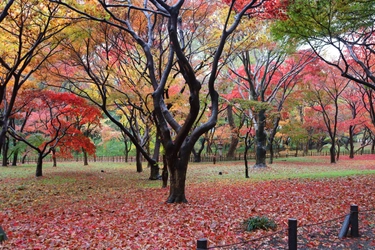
xmin=192 ymin=137 xmax=206 ymax=162
xmin=166 ymin=156 xmax=188 ymax=203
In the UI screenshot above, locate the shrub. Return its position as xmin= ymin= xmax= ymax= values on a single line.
xmin=243 ymin=216 xmax=277 ymax=232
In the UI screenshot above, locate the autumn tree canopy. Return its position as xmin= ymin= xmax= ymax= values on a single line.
xmin=0 ymin=0 xmax=71 ymax=160
xmin=272 ymin=0 xmax=375 ymax=90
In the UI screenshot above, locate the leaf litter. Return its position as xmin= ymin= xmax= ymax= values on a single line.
xmin=0 ymin=155 xmax=374 ymax=249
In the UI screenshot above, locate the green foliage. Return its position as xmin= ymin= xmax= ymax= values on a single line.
xmin=243 ymin=216 xmax=277 ymax=232
xmin=271 ymin=0 xmax=375 ymax=44
xmin=95 ymin=139 xmax=131 ymax=157
xmin=16 ymin=185 xmax=26 ymax=191
xmin=232 ymin=98 xmax=272 ymax=112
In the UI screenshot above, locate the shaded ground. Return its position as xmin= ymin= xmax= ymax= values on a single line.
xmin=0 ymin=155 xmax=375 ymax=249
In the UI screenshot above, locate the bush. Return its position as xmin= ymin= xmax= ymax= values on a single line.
xmin=243 ymin=216 xmax=277 ymax=232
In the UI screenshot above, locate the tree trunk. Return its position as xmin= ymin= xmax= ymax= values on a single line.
xmin=82 ymin=148 xmax=88 ymax=166
xmin=136 ymin=148 xmax=142 ymax=173
xmin=52 ymin=148 xmax=57 ymax=167
xmin=226 ymin=137 xmax=239 ymax=160
xmin=192 ymin=137 xmax=206 ymax=162
xmin=36 ymin=153 xmax=43 ymax=177
xmin=162 ymin=154 xmax=168 ymax=188
xmin=192 ymin=149 xmax=201 ymax=162
xmin=12 ymin=138 xmax=18 ymax=166
xmin=226 ymin=105 xmax=239 ymax=159
xmin=303 ymin=140 xmax=308 ymax=156
xmin=12 ymin=149 xmax=18 ymax=166
xmin=124 ymin=141 xmax=129 ymax=162
xmin=149 ymin=162 xmax=160 ymax=180
xmin=244 ymin=140 xmax=250 ymax=179
xmin=269 ymin=144 xmax=274 ymax=164
xmin=22 ymin=153 xmax=27 ymax=164
xmin=2 ymin=137 xmax=9 ymax=166
xmin=254 ymin=109 xmax=267 ymax=168
xmin=166 ymin=156 xmax=188 ymax=203
xmin=349 ymin=126 xmax=354 ymax=158
xmin=149 ymin=136 xmax=160 ymax=180
xmin=330 ymin=143 xmax=336 ymax=163
xmin=0 ymin=118 xmax=8 ymax=156
xmin=295 ymin=141 xmax=299 ymax=157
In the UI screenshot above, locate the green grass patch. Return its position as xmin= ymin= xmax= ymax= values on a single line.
xmin=243 ymin=216 xmax=277 ymax=232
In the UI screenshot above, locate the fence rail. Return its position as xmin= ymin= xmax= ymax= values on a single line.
xmin=197 ymin=205 xmax=374 ymax=250
xmin=15 ymin=148 xmax=375 ymax=165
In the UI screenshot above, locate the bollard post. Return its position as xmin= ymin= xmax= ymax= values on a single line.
xmin=338 ymin=214 xmax=351 ymax=239
xmin=0 ymin=226 xmax=8 ymax=243
xmin=197 ymin=238 xmax=208 ymax=249
xmin=350 ymin=204 xmax=359 ymax=237
xmin=288 ymin=218 xmax=297 ymax=250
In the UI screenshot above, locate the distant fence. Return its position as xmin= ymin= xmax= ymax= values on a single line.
xmin=196 ymin=205 xmax=374 ymax=249
xmin=17 ymin=148 xmax=375 ymax=164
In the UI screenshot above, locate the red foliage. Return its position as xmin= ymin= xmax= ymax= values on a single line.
xmin=1 ymin=156 xmax=375 ymax=248
xmin=13 ymin=89 xmax=101 ymax=157
xmin=222 ymin=0 xmax=289 ymax=20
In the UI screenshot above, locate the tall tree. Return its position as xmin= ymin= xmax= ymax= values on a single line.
xmin=49 ymin=0 xmax=283 ymax=203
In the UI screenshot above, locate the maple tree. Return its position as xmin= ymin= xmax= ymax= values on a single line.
xmin=302 ymin=61 xmax=350 ymax=163
xmin=340 ymin=83 xmax=367 ymax=158
xmin=46 ymin=0 xmax=283 ymax=203
xmin=272 ymin=0 xmax=375 ymax=90
xmin=358 ymin=86 xmax=375 ymax=152
xmin=0 ymin=0 xmax=71 ymax=164
xmin=8 ymin=90 xmax=99 ymax=177
xmin=224 ymin=42 xmax=314 ymax=167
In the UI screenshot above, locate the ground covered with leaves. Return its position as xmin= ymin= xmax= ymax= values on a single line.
xmin=1 ymin=155 xmax=375 ymax=249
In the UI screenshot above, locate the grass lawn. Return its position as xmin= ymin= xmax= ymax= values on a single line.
xmin=1 ymin=155 xmax=375 ymax=249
